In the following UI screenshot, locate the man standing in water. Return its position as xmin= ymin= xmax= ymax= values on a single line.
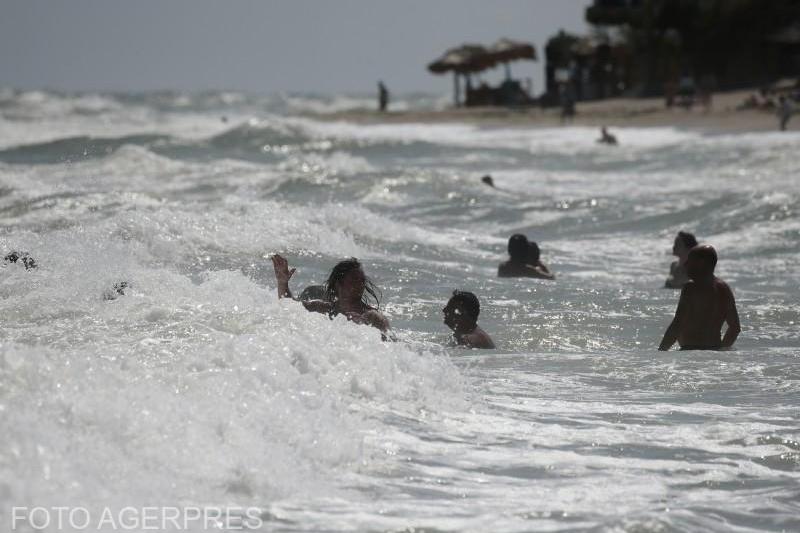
xmin=659 ymin=245 xmax=741 ymax=351
xmin=443 ymin=290 xmax=495 ymax=349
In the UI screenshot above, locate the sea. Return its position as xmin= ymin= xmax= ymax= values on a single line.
xmin=0 ymin=89 xmax=798 ymax=532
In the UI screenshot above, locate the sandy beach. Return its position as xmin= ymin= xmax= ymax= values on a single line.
xmin=311 ymin=89 xmax=793 ymax=133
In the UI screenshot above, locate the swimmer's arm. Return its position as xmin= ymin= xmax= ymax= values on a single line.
xmin=361 ymin=309 xmax=390 ymax=333
xmin=659 ymin=287 xmax=688 ymax=351
xmin=270 ymin=254 xmax=296 ymax=299
xmin=534 ymin=262 xmax=555 ymax=280
xmin=721 ymin=286 xmax=741 ymax=348
xmin=527 ymin=264 xmax=555 ymax=280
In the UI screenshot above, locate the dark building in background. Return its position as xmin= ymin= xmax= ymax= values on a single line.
xmin=544 ymin=0 xmax=800 ymax=103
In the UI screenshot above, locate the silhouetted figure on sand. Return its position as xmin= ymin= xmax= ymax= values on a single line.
xmin=378 ymin=81 xmax=389 ymax=112
xmin=597 ymin=126 xmax=618 ymax=145
xmin=481 ymin=175 xmax=495 ymax=188
xmin=659 ymin=245 xmax=741 ymax=351
xmin=665 ymin=231 xmax=697 ymax=289
xmin=778 ymin=96 xmax=793 ymax=131
xmin=443 ymin=290 xmax=495 ymax=349
xmin=498 ymin=234 xmax=555 ymax=280
xmin=272 ymin=255 xmax=390 ymax=335
xmin=4 ymin=251 xmax=37 ymax=270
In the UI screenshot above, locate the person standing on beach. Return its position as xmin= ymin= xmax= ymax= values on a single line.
xmin=443 ymin=290 xmax=495 ymax=349
xmin=378 ymin=81 xmax=389 ymax=112
xmin=659 ymin=245 xmax=741 ymax=351
xmin=778 ymin=96 xmax=793 ymax=131
xmin=665 ymin=231 xmax=697 ymax=289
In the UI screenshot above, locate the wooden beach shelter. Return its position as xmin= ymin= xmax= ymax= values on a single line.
xmin=488 ymin=38 xmax=537 ymax=80
xmin=428 ymin=44 xmax=496 ymax=106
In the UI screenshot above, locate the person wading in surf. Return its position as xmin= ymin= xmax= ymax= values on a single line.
xmin=665 ymin=231 xmax=698 ymax=289
xmin=271 ymin=255 xmax=390 ymax=335
xmin=659 ymin=245 xmax=741 ymax=351
xmin=443 ymin=290 xmax=495 ymax=349
xmin=498 ymin=234 xmax=555 ymax=280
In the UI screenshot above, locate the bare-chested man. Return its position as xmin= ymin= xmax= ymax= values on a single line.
xmin=658 ymin=245 xmax=741 ymax=351
xmin=442 ymin=290 xmax=495 ymax=349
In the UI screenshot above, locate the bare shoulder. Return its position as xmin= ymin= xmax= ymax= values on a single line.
xmin=714 ymin=278 xmax=735 ymax=297
xmin=302 ymin=299 xmax=333 ymax=314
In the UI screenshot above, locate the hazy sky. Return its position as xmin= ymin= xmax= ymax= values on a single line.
xmin=0 ymin=0 xmax=591 ymax=95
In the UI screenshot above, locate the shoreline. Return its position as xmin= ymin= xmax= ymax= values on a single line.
xmin=303 ymin=89 xmax=792 ymax=134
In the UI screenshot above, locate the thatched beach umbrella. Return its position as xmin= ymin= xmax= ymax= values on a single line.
xmin=428 ymin=44 xmax=496 ymax=106
xmin=488 ymin=38 xmax=537 ymax=79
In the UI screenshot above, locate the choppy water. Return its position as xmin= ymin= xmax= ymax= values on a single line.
xmin=1 ymin=90 xmax=798 ymax=532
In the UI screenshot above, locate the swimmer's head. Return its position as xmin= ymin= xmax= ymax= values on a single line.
xmin=673 ymin=231 xmax=698 ymax=258
xmin=481 ymin=175 xmax=495 ymax=187
xmin=443 ymin=290 xmax=480 ymax=331
xmin=325 ymin=258 xmax=380 ymax=308
xmin=527 ymin=242 xmax=540 ymax=263
xmin=508 ymin=234 xmax=530 ymax=262
xmin=687 ymin=244 xmax=717 ymax=279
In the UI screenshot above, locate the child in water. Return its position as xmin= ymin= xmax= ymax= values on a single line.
xmin=442 ymin=290 xmax=495 ymax=349
xmin=659 ymin=245 xmax=741 ymax=351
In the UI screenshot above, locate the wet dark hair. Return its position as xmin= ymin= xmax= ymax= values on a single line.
xmin=528 ymin=242 xmax=540 ymax=263
xmin=676 ymin=231 xmax=698 ymax=249
xmin=689 ymin=245 xmax=717 ymax=269
xmin=324 ymin=258 xmax=381 ymax=309
xmin=449 ymin=290 xmax=480 ymax=320
xmin=508 ymin=234 xmax=530 ymax=262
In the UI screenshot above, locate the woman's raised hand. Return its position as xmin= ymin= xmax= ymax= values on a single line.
xmin=271 ymin=254 xmax=296 ymax=298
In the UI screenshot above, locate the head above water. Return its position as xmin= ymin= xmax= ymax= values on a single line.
xmin=508 ymin=234 xmax=530 ymax=262
xmin=686 ymin=244 xmax=717 ymax=280
xmin=443 ymin=290 xmax=480 ymax=331
xmin=527 ymin=242 xmax=540 ymax=263
xmin=673 ymin=231 xmax=698 ymax=258
xmin=324 ymin=258 xmax=380 ymax=308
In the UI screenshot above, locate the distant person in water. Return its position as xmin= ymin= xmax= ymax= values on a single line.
xmin=3 ymin=251 xmax=37 ymax=270
xmin=659 ymin=245 xmax=741 ymax=351
xmin=665 ymin=231 xmax=698 ymax=289
xmin=498 ymin=234 xmax=555 ymax=279
xmin=481 ymin=175 xmax=495 ymax=188
xmin=378 ymin=81 xmax=389 ymax=112
xmin=443 ymin=290 xmax=495 ymax=349
xmin=597 ymin=126 xmax=618 ymax=145
xmin=778 ymin=96 xmax=792 ymax=131
xmin=271 ymin=255 xmax=390 ymax=334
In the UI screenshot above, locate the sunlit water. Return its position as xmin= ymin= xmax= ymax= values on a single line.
xmin=1 ymin=90 xmax=798 ymax=532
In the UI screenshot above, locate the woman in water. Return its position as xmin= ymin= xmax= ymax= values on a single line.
xmin=271 ymin=254 xmax=390 ymax=334
xmin=665 ymin=231 xmax=698 ymax=289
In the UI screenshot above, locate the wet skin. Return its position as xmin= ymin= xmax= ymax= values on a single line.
xmin=443 ymin=300 xmax=495 ymax=349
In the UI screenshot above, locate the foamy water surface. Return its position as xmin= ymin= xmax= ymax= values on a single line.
xmin=1 ymin=90 xmax=799 ymax=532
